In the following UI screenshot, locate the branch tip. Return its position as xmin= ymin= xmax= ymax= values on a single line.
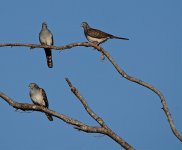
xmin=65 ymin=77 xmax=72 ymax=86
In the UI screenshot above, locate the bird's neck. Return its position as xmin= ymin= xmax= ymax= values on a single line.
xmin=84 ymin=26 xmax=90 ymax=32
xmin=42 ymin=26 xmax=47 ymax=30
xmin=31 ymin=88 xmax=39 ymax=94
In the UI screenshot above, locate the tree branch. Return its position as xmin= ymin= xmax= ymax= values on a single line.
xmin=0 ymin=42 xmax=181 ymax=142
xmin=65 ymin=78 xmax=134 ymax=149
xmin=65 ymin=77 xmax=106 ymax=127
xmin=0 ymin=92 xmax=106 ymax=135
xmin=0 ymin=92 xmax=91 ymax=129
xmin=0 ymin=80 xmax=134 ymax=150
xmin=97 ymin=46 xmax=182 ymax=142
xmin=0 ymin=42 xmax=92 ymax=51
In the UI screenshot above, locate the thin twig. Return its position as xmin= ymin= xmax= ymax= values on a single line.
xmin=65 ymin=77 xmax=106 ymax=127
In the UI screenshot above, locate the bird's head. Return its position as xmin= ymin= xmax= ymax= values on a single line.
xmin=29 ymin=83 xmax=39 ymax=90
xmin=81 ymin=22 xmax=90 ymax=30
xmin=42 ymin=22 xmax=48 ymax=28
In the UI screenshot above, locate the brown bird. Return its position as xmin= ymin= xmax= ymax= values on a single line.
xmin=81 ymin=22 xmax=129 ymax=45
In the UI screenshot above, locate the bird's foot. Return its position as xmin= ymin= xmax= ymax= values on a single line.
xmin=90 ymin=42 xmax=99 ymax=50
xmin=30 ymin=46 xmax=35 ymax=50
xmin=92 ymin=41 xmax=99 ymax=46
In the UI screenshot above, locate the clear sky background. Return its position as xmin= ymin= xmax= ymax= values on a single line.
xmin=0 ymin=0 xmax=181 ymax=150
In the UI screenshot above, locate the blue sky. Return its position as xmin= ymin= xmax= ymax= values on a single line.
xmin=0 ymin=0 xmax=181 ymax=149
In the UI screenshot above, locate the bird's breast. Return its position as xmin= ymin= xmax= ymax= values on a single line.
xmin=86 ymin=35 xmax=107 ymax=43
xmin=39 ymin=32 xmax=53 ymax=46
xmin=31 ymin=93 xmax=45 ymax=106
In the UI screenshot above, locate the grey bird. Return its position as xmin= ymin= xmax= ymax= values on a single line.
xmin=39 ymin=22 xmax=54 ymax=68
xmin=29 ymin=83 xmax=53 ymax=121
xmin=81 ymin=22 xmax=129 ymax=45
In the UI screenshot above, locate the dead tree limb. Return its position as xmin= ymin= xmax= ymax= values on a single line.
xmin=0 ymin=42 xmax=181 ymax=142
xmin=0 ymin=77 xmax=134 ymax=150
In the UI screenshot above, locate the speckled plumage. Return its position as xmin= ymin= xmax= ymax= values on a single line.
xmin=81 ymin=22 xmax=129 ymax=45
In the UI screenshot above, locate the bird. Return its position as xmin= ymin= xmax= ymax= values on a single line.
xmin=39 ymin=22 xmax=54 ymax=68
xmin=81 ymin=22 xmax=129 ymax=45
xmin=29 ymin=83 xmax=53 ymax=121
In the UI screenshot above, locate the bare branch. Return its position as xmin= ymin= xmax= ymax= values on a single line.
xmin=0 ymin=42 xmax=180 ymax=142
xmin=1 ymin=41 xmax=181 ymax=147
xmin=0 ymin=42 xmax=92 ymax=51
xmin=98 ymin=47 xmax=182 ymax=142
xmin=65 ymin=77 xmax=106 ymax=127
xmin=0 ymin=91 xmax=110 ymax=135
xmin=0 ymin=89 xmax=134 ymax=150
xmin=65 ymin=77 xmax=135 ymax=149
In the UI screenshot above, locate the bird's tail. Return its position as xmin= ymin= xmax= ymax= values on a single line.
xmin=44 ymin=48 xmax=53 ymax=68
xmin=110 ymin=35 xmax=129 ymax=40
xmin=45 ymin=113 xmax=53 ymax=121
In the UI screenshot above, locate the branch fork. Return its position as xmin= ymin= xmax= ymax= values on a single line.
xmin=0 ymin=42 xmax=181 ymax=149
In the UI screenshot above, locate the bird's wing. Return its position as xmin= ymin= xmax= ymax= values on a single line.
xmin=48 ymin=29 xmax=54 ymax=45
xmin=87 ymin=28 xmax=111 ymax=39
xmin=51 ymin=33 xmax=54 ymax=45
xmin=29 ymin=91 xmax=34 ymax=103
xmin=39 ymin=30 xmax=42 ymax=43
xmin=40 ymin=88 xmax=49 ymax=108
